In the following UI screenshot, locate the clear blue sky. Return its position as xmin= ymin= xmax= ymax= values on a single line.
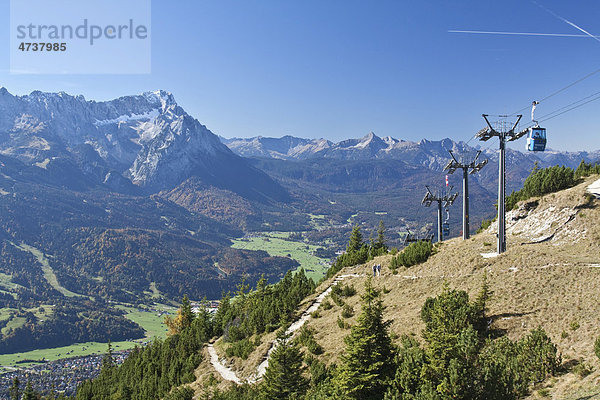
xmin=1 ymin=0 xmax=599 ymax=151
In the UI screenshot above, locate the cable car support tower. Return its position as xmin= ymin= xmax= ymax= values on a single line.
xmin=422 ymin=185 xmax=458 ymax=243
xmin=476 ymin=114 xmax=529 ymax=254
xmin=444 ymin=150 xmax=488 ymax=240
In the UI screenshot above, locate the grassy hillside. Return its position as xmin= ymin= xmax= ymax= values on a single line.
xmin=193 ymin=175 xmax=600 ymax=399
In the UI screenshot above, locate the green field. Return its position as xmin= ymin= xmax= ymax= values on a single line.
xmin=11 ymin=242 xmax=84 ymax=298
xmin=0 ymin=272 xmax=25 ymax=293
xmin=0 ymin=303 xmax=175 ymax=371
xmin=231 ymin=232 xmax=331 ymax=281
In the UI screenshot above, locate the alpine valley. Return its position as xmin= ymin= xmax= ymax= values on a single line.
xmin=0 ymin=88 xmax=598 ymax=355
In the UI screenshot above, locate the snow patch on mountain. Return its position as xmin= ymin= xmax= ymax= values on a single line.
xmin=94 ymin=109 xmax=159 ymax=126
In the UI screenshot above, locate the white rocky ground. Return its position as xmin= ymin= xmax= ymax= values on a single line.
xmin=588 ymin=177 xmax=600 ymax=198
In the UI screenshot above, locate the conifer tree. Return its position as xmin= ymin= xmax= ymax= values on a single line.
xmin=9 ymin=377 xmax=20 ymax=400
xmin=347 ymin=225 xmax=364 ymax=253
xmin=165 ymin=294 xmax=195 ymax=335
xmin=22 ymin=381 xmax=36 ymax=400
xmin=374 ymin=220 xmax=387 ymax=252
xmin=334 ymin=277 xmax=394 ymax=399
xmin=261 ymin=331 xmax=308 ymax=400
xmin=101 ymin=340 xmax=115 ymax=372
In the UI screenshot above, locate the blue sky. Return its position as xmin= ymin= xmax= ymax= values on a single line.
xmin=0 ymin=0 xmax=599 ymax=151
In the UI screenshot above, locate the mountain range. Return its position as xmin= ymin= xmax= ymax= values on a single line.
xmin=1 ymin=88 xmax=599 ymax=306
xmin=222 ymin=132 xmax=600 ymax=194
xmin=0 ymin=88 xmax=286 ymax=201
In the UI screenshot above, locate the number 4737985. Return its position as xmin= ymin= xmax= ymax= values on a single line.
xmin=18 ymin=43 xmax=67 ymax=52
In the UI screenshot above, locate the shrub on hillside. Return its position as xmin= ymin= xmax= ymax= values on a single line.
xmin=595 ymin=336 xmax=600 ymax=361
xmin=225 ymin=337 xmax=257 ymax=360
xmin=477 ymin=217 xmax=494 ymax=234
xmin=385 ymin=284 xmax=560 ymax=400
xmin=326 ymin=223 xmax=391 ymax=279
xmin=333 ymin=283 xmax=356 ymax=298
xmin=295 ymin=327 xmax=323 ymax=355
xmin=506 ymin=164 xmax=577 ymax=210
xmin=390 ymin=240 xmax=433 ymax=270
xmin=575 ymin=159 xmax=600 ymax=178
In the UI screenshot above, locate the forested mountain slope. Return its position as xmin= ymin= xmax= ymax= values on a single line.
xmin=189 ymin=174 xmax=600 ymax=399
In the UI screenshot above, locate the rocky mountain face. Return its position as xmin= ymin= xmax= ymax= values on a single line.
xmin=223 ymin=131 xmax=599 ymax=166
xmin=222 ymin=132 xmax=600 ymax=193
xmin=0 ymin=88 xmax=287 ymax=201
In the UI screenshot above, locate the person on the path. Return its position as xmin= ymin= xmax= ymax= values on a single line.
xmin=377 ymin=264 xmax=381 ymax=276
xmin=372 ymin=264 xmax=377 ymax=277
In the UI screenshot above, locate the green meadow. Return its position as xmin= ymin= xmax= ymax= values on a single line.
xmin=0 ymin=303 xmax=174 ymax=372
xmin=231 ymin=232 xmax=331 ymax=282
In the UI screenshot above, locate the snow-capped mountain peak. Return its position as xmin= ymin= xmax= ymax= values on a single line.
xmin=0 ymin=88 xmax=287 ymax=199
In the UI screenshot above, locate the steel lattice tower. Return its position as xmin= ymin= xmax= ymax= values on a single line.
xmin=422 ymin=185 xmax=458 ymax=243
xmin=476 ymin=114 xmax=529 ymax=253
xmin=444 ymin=150 xmax=488 ymax=240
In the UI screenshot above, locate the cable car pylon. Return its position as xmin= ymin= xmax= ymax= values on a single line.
xmin=476 ymin=114 xmax=530 ymax=254
xmin=444 ymin=150 xmax=488 ymax=240
xmin=421 ymin=185 xmax=458 ymax=243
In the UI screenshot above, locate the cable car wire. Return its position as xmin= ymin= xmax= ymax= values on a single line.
xmin=508 ymin=66 xmax=600 ymax=117
xmin=538 ymin=92 xmax=600 ymax=123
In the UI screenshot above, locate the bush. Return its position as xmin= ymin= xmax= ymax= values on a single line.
xmin=341 ymin=304 xmax=354 ymax=319
xmin=296 ymin=327 xmax=323 ymax=355
xmin=320 ymin=299 xmax=333 ymax=310
xmin=337 ymin=316 xmax=350 ymax=329
xmin=330 ymin=292 xmax=345 ymax=307
xmin=225 ymin=337 xmax=257 ymax=360
xmin=570 ymin=320 xmax=580 ymax=331
xmin=390 ymin=241 xmax=433 ymax=269
xmin=386 ymin=284 xmax=560 ymax=400
xmin=594 ymin=336 xmax=600 ymax=361
xmin=575 ymin=159 xmax=600 ymax=178
xmin=333 ymin=283 xmax=356 ymax=298
xmin=164 ymin=386 xmax=194 ymax=400
xmin=573 ymin=362 xmax=593 ymax=378
xmin=506 ymin=164 xmax=577 ymax=210
xmin=477 ymin=218 xmax=494 ymax=234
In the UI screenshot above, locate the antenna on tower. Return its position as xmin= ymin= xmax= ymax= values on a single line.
xmin=476 ymin=114 xmax=528 ymax=254
xmin=421 ymin=185 xmax=458 ymax=243
xmin=444 ymin=150 xmax=488 ymax=240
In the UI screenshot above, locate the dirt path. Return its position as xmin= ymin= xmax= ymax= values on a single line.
xmin=207 ymin=344 xmax=242 ymax=384
xmin=207 ymin=273 xmax=361 ymax=384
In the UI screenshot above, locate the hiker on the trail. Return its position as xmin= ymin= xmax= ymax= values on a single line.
xmin=372 ymin=264 xmax=377 ymax=276
xmin=377 ymin=264 xmax=381 ymax=276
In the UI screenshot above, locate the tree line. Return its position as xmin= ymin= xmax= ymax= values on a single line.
xmin=506 ymin=160 xmax=600 ymax=210
xmin=204 ymin=277 xmax=561 ymax=400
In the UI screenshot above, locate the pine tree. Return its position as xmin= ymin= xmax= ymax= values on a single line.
xmin=261 ymin=331 xmax=308 ymax=400
xmin=165 ymin=294 xmax=195 ymax=335
xmin=347 ymin=225 xmax=364 ymax=253
xmin=473 ymin=272 xmax=493 ymax=335
xmin=101 ymin=340 xmax=115 ymax=372
xmin=22 ymin=381 xmax=36 ymax=400
xmin=334 ymin=277 xmax=394 ymax=399
xmin=180 ymin=294 xmax=194 ymax=330
xmin=374 ymin=220 xmax=387 ymax=253
xmin=9 ymin=377 xmax=20 ymax=400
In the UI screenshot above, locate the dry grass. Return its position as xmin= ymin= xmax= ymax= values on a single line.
xmin=193 ymin=175 xmax=600 ymax=399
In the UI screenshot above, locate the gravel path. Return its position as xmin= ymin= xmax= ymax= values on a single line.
xmin=207 ymin=343 xmax=242 ymax=384
xmin=207 ymin=273 xmax=361 ymax=384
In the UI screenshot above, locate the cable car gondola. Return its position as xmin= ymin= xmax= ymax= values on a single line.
xmin=442 ymin=222 xmax=450 ymax=237
xmin=527 ymin=101 xmax=546 ymax=152
xmin=526 ymin=126 xmax=546 ymax=152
